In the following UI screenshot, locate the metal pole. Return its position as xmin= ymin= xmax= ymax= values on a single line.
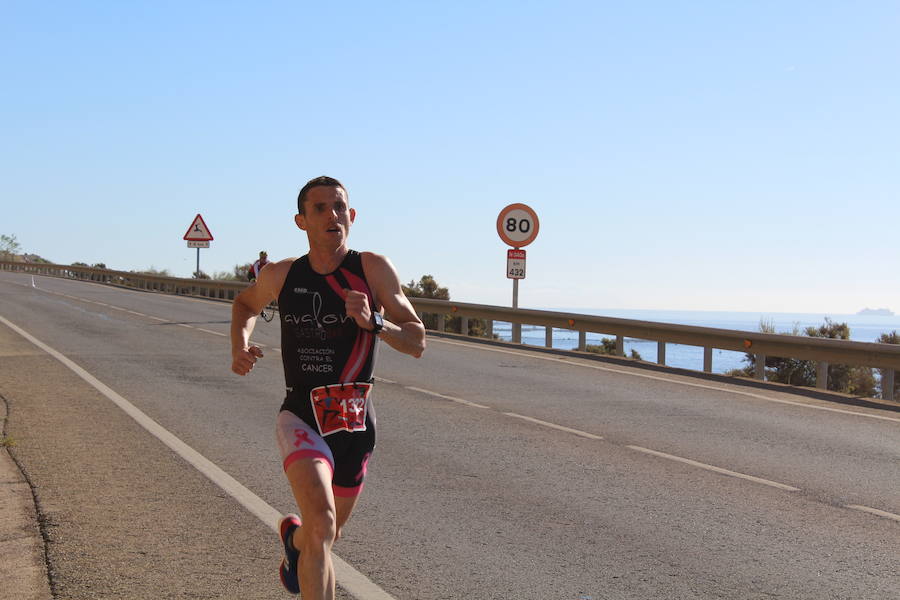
xmin=196 ymin=247 xmax=200 ymax=277
xmin=512 ymin=278 xmax=520 ymax=343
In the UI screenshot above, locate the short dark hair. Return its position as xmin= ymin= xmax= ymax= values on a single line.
xmin=297 ymin=176 xmax=347 ymax=214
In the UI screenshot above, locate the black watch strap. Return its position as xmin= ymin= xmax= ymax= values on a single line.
xmin=371 ymin=311 xmax=384 ymax=334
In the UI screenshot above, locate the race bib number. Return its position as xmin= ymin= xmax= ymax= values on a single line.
xmin=309 ymin=383 xmax=371 ymax=436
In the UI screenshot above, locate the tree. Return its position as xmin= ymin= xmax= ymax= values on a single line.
xmin=402 ymin=275 xmax=449 ymax=301
xmin=213 ymin=263 xmax=252 ymax=281
xmin=402 ymin=275 xmax=491 ymax=337
xmin=1 ymin=234 xmax=21 ymax=260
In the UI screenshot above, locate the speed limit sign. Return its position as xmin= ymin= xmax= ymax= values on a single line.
xmin=496 ymin=203 xmax=539 ymax=248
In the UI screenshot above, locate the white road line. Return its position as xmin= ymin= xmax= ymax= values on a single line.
xmin=432 ymin=338 xmax=900 ymax=424
xmin=845 ymin=504 xmax=900 ymax=523
xmin=0 ymin=314 xmax=395 ymax=600
xmin=405 ymin=386 xmax=490 ymax=409
xmin=626 ymin=445 xmax=801 ymax=492
xmin=196 ymin=328 xmax=227 ymax=337
xmin=374 ymin=376 xmax=396 ymax=384
xmin=503 ymin=412 xmax=603 ymax=439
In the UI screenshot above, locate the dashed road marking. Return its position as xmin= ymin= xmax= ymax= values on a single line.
xmin=504 ymin=412 xmax=603 ymax=439
xmin=845 ymin=504 xmax=900 ymax=522
xmin=405 ymin=386 xmax=489 ymax=409
xmin=626 ymin=445 xmax=801 ymax=492
xmin=432 ymin=338 xmax=900 ymax=424
xmin=197 ymin=328 xmax=227 ymax=337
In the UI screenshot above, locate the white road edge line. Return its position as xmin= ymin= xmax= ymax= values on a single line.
xmin=845 ymin=504 xmax=900 ymax=523
xmin=626 ymin=445 xmax=800 ymax=492
xmin=405 ymin=386 xmax=490 ymax=409
xmin=432 ymin=338 xmax=900 ymax=424
xmin=504 ymin=412 xmax=603 ymax=440
xmin=0 ymin=314 xmax=395 ymax=600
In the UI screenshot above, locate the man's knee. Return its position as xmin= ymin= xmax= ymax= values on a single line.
xmin=302 ymin=506 xmax=337 ymax=549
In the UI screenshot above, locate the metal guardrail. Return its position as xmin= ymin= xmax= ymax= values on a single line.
xmin=4 ymin=260 xmax=898 ymax=400
xmin=408 ymin=298 xmax=900 ymax=400
xmin=0 ymin=260 xmax=248 ymax=301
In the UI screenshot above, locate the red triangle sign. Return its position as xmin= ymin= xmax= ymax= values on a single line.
xmin=183 ymin=214 xmax=214 ymax=241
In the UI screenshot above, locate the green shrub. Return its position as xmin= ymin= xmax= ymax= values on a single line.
xmin=585 ymin=338 xmax=642 ymax=360
xmin=742 ymin=318 xmax=875 ymax=396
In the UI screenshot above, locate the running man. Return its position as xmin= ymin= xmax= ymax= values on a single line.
xmin=248 ymin=250 xmax=270 ymax=282
xmin=230 ymin=176 xmax=426 ymax=599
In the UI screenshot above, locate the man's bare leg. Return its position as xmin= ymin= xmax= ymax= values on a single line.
xmin=285 ymin=458 xmax=338 ymax=600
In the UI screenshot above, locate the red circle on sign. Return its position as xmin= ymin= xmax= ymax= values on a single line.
xmin=496 ymin=203 xmax=539 ymax=248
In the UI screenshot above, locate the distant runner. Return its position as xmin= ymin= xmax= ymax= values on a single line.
xmin=230 ymin=176 xmax=426 ymax=599
xmin=248 ymin=250 xmax=270 ymax=282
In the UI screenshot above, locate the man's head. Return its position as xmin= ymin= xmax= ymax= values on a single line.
xmin=259 ymin=251 xmax=267 ymax=259
xmin=294 ymin=176 xmax=355 ymax=248
xmin=297 ymin=176 xmax=348 ymax=215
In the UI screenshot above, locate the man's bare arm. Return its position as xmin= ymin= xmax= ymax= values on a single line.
xmin=359 ymin=253 xmax=426 ymax=358
xmin=230 ymin=259 xmax=291 ymax=375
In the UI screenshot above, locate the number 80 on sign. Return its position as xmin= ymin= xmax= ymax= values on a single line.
xmin=496 ymin=203 xmax=539 ymax=248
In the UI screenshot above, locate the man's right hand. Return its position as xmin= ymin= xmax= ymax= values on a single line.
xmin=232 ymin=346 xmax=264 ymax=376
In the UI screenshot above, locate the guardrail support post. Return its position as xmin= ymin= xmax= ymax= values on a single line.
xmin=486 ymin=320 xmax=493 ymax=339
xmin=616 ymin=335 xmax=625 ymax=357
xmin=578 ymin=331 xmax=586 ymax=351
xmin=703 ymin=347 xmax=713 ymax=373
xmin=755 ymin=355 xmax=766 ymax=380
xmin=437 ymin=314 xmax=445 ymax=332
xmin=545 ymin=326 xmax=553 ymax=348
xmin=459 ymin=317 xmax=468 ymax=336
xmin=512 ymin=323 xmax=521 ymax=344
xmin=816 ymin=362 xmax=829 ymax=389
xmin=882 ymin=369 xmax=894 ymax=401
xmin=657 ymin=342 xmax=666 ymax=365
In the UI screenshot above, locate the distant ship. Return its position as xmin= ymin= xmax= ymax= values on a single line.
xmin=857 ymin=308 xmax=895 ymax=316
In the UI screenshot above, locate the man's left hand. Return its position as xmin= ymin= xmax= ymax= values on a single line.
xmin=345 ymin=290 xmax=373 ymax=330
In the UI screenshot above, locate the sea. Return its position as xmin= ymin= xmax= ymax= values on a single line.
xmin=490 ymin=309 xmax=900 ymax=374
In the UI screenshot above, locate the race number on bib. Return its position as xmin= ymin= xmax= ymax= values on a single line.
xmin=309 ymin=383 xmax=372 ymax=436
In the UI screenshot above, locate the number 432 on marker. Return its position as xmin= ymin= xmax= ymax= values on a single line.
xmin=507 ymin=249 xmax=526 ymax=279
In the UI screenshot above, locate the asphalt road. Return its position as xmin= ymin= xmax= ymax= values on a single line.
xmin=0 ymin=271 xmax=898 ymax=600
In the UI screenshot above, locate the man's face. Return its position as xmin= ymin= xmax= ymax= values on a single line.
xmin=295 ymin=186 xmax=356 ymax=247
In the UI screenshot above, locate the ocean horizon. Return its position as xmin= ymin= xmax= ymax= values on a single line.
xmin=491 ymin=308 xmax=900 ymax=375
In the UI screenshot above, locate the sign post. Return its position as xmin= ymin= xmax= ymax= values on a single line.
xmin=496 ymin=204 xmax=539 ymax=343
xmin=183 ymin=214 xmax=214 ymax=276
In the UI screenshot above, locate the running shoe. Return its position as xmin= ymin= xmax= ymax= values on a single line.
xmin=278 ymin=513 xmax=302 ymax=594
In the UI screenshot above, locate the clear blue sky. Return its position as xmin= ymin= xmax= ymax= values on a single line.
xmin=3 ymin=1 xmax=898 ymax=314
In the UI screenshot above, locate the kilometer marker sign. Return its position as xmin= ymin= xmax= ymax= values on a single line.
xmin=507 ymin=249 xmax=526 ymax=279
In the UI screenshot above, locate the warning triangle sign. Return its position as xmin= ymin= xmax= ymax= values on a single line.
xmin=183 ymin=214 xmax=214 ymax=241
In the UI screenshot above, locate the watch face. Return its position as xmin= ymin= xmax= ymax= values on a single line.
xmin=372 ymin=312 xmax=384 ymax=331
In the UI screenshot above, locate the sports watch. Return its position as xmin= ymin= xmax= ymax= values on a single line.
xmin=370 ymin=311 xmax=384 ymax=334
